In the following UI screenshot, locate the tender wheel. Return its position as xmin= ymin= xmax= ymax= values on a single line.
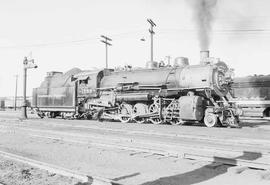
xmin=132 ymin=103 xmax=148 ymax=124
xmin=170 ymin=118 xmax=184 ymax=125
xmin=50 ymin=112 xmax=57 ymax=118
xmin=148 ymin=103 xmax=163 ymax=125
xmin=204 ymin=113 xmax=218 ymax=127
xmin=61 ymin=113 xmax=66 ymax=119
xmin=118 ymin=104 xmax=132 ymax=123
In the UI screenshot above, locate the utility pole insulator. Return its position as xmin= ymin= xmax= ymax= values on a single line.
xmin=148 ymin=29 xmax=155 ymax=34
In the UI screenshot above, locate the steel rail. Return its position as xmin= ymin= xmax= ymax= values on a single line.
xmin=1 ymin=124 xmax=267 ymax=156
xmin=3 ymin=120 xmax=270 ymax=148
xmin=2 ymin=121 xmax=270 ymax=154
xmin=1 ymin=125 xmax=270 ymax=170
xmin=30 ymin=132 xmax=270 ymax=170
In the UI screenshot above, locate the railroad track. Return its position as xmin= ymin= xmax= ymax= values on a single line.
xmin=3 ymin=119 xmax=270 ymax=148
xmin=3 ymin=117 xmax=270 ymax=146
xmin=28 ymin=120 xmax=270 ymax=146
xmin=0 ymin=150 xmax=121 ymax=185
xmin=0 ymin=123 xmax=265 ymax=155
xmin=2 ymin=120 xmax=270 ymax=155
xmin=1 ymin=122 xmax=270 ymax=170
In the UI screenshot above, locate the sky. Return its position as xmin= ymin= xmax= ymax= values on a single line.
xmin=0 ymin=0 xmax=270 ymax=97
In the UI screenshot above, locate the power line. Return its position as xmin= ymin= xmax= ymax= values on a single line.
xmin=1 ymin=28 xmax=270 ymax=50
xmin=0 ymin=37 xmax=99 ymax=49
xmin=0 ymin=30 xmax=147 ymax=50
xmin=159 ymin=28 xmax=270 ymax=33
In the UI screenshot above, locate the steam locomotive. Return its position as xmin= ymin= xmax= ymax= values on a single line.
xmin=230 ymin=75 xmax=270 ymax=117
xmin=32 ymin=51 xmax=240 ymax=127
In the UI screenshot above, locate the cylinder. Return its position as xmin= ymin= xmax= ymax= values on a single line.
xmin=200 ymin=50 xmax=210 ymax=64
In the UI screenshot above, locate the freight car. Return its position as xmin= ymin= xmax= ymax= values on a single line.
xmin=0 ymin=96 xmax=31 ymax=109
xmin=32 ymin=51 xmax=240 ymax=127
xmin=231 ymin=75 xmax=270 ymax=117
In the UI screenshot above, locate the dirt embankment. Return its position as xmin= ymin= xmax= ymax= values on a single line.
xmin=0 ymin=156 xmax=81 ymax=185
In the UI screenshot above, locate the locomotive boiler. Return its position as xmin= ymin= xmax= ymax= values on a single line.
xmin=32 ymin=51 xmax=240 ymax=127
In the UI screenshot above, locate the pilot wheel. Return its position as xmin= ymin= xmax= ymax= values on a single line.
xmin=204 ymin=112 xmax=218 ymax=127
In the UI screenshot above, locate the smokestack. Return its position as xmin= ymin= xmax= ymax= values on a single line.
xmin=200 ymin=50 xmax=209 ymax=64
xmin=188 ymin=0 xmax=217 ymax=51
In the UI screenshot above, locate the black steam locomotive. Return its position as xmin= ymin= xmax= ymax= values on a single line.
xmin=32 ymin=51 xmax=240 ymax=127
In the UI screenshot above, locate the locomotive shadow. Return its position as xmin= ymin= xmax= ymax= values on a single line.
xmin=140 ymin=151 xmax=262 ymax=185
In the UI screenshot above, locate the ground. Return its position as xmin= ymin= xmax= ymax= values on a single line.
xmin=0 ymin=156 xmax=80 ymax=185
xmin=0 ymin=110 xmax=270 ymax=185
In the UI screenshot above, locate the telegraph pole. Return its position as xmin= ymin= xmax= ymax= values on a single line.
xmin=14 ymin=75 xmax=18 ymax=111
xmin=100 ymin=35 xmax=112 ymax=68
xmin=22 ymin=57 xmax=28 ymax=118
xmin=22 ymin=56 xmax=37 ymax=119
xmin=147 ymin=19 xmax=156 ymax=61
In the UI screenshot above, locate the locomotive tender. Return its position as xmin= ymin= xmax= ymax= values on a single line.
xmin=32 ymin=51 xmax=239 ymax=127
xmin=231 ymin=75 xmax=270 ymax=117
